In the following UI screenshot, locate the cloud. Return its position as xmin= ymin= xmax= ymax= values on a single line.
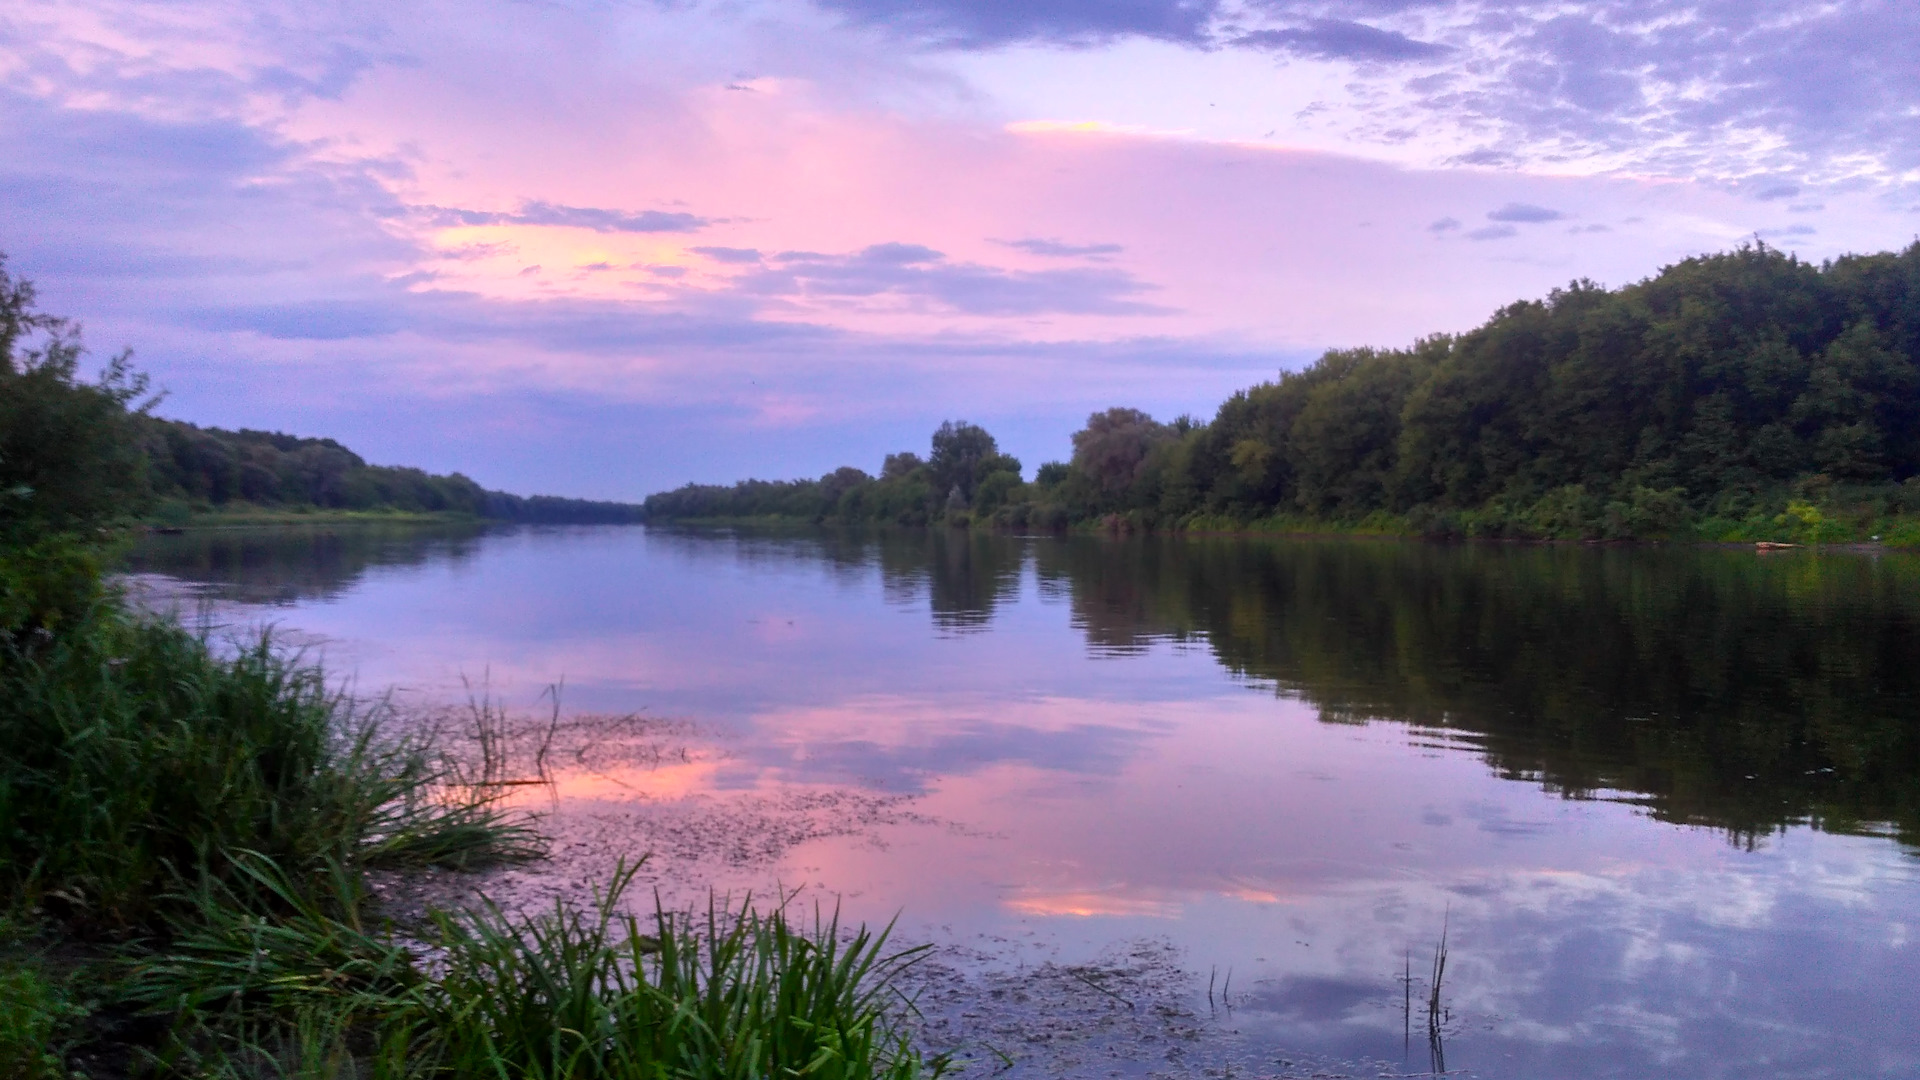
xmin=735 ymin=243 xmax=1166 ymax=316
xmin=1754 ymin=183 xmax=1802 ymax=201
xmin=1428 ymin=217 xmax=1461 ymax=233
xmin=1232 ymin=20 xmax=1449 ymax=62
xmin=814 ymin=0 xmax=1219 ymax=47
xmin=997 ymin=237 xmax=1125 ymax=258
xmin=1487 ymin=202 xmax=1565 ymax=223
xmin=692 ymin=246 xmax=764 ymax=264
xmin=1201 ymin=1 xmax=1920 ymax=190
xmin=416 ymin=202 xmax=709 ymax=233
xmin=1466 ymin=224 xmax=1517 ymax=241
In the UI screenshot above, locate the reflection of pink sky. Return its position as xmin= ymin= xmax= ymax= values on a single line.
xmin=521 ymin=689 xmax=1745 ymax=935
xmin=490 ymin=675 xmax=1920 ymax=1041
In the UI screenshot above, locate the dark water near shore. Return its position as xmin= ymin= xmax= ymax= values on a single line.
xmin=125 ymin=525 xmax=1920 ymax=1078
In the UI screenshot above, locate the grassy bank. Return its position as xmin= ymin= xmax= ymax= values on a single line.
xmin=145 ymin=503 xmax=482 ymax=529
xmin=0 ymin=596 xmax=943 ymax=1079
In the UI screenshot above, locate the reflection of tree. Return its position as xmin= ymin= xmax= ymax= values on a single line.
xmin=1046 ymin=537 xmax=1920 ymax=848
xmin=121 ymin=523 xmax=491 ymax=605
xmin=649 ymin=526 xmax=1027 ymax=634
xmin=1035 ymin=538 xmax=1199 ymax=657
xmin=879 ymin=530 xmax=1024 ymax=633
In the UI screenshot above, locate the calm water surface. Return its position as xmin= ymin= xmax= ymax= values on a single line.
xmin=125 ymin=525 xmax=1920 ymax=1079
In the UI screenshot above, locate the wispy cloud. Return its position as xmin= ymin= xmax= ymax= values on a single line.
xmin=1487 ymin=202 xmax=1565 ymax=223
xmin=1232 ymin=20 xmax=1449 ymax=63
xmin=996 ymin=237 xmax=1125 ymax=258
xmin=734 ymin=243 xmax=1166 ymax=316
xmin=415 ymin=202 xmax=709 ymax=233
xmin=814 ymin=0 xmax=1219 ymax=47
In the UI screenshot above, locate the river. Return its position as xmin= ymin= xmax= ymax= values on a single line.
xmin=124 ymin=524 xmax=1920 ymax=1079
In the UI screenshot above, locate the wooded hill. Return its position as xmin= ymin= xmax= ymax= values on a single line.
xmin=646 ymin=243 xmax=1920 ymax=543
xmin=141 ymin=420 xmax=644 ymax=525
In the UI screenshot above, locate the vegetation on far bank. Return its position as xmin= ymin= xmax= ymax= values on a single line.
xmin=0 ymin=260 xmax=942 ymax=1077
xmin=646 ymin=242 xmax=1920 ymax=545
xmin=0 ymin=254 xmax=640 ymax=531
xmin=140 ymin=421 xmax=645 ymax=527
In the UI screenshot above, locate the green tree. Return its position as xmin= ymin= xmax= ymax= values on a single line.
xmin=1070 ymin=407 xmax=1174 ymax=500
xmin=928 ymin=421 xmax=1002 ymax=503
xmin=0 ymin=261 xmax=153 ymax=542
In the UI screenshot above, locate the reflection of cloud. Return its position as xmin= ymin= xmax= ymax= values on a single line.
xmin=1006 ymin=890 xmax=1183 ymax=918
xmin=732 ymin=710 xmax=1157 ymax=793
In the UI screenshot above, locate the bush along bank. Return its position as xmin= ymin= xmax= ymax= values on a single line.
xmin=645 ymin=243 xmax=1920 ymax=546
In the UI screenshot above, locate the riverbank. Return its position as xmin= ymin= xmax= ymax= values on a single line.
xmin=648 ymin=509 xmax=1920 ymax=549
xmin=0 ymin=592 xmax=943 ymax=1079
xmin=145 ymin=505 xmax=482 ymax=530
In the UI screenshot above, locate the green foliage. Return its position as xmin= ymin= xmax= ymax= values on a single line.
xmin=0 ymin=534 xmax=105 ymax=638
xmin=650 ymin=242 xmax=1920 ymax=542
xmin=118 ymin=857 xmax=942 ymax=1080
xmin=411 ymin=869 xmax=937 ymax=1080
xmin=141 ymin=421 xmax=645 ymax=525
xmin=0 ymin=957 xmax=82 ymax=1080
xmin=644 ymin=420 xmax=1036 ymax=529
xmin=0 ymin=607 xmax=534 ymax=932
xmin=0 ymin=260 xmax=155 ymax=546
xmin=1147 ymin=242 xmax=1920 ymax=538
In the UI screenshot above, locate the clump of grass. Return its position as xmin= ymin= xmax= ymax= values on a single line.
xmin=128 ymin=860 xmax=945 ymax=1080
xmin=0 ymin=957 xmax=82 ymax=1079
xmin=420 ymin=864 xmax=938 ymax=1080
xmin=0 ymin=604 xmax=536 ymax=933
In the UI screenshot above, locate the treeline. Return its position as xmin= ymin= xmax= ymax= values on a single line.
xmin=648 ymin=242 xmax=1920 ymax=542
xmin=142 ymin=419 xmax=644 ymax=524
xmin=645 ymin=420 xmax=1050 ymax=528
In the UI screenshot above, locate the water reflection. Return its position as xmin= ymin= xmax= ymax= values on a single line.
xmin=124 ymin=521 xmax=490 ymax=604
xmin=1041 ymin=537 xmax=1920 ymax=849
xmin=119 ymin=525 xmax=1920 ymax=1079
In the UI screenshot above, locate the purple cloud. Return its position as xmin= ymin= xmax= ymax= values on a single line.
xmin=415 ymin=202 xmax=708 ymax=233
xmin=1487 ymin=202 xmax=1566 ymax=223
xmin=733 ymin=244 xmax=1165 ymax=316
xmin=693 ymin=246 xmax=764 ymax=264
xmin=997 ymin=238 xmax=1125 ymax=258
xmin=1233 ymin=20 xmax=1450 ymax=62
xmin=815 ymin=0 xmax=1220 ymax=47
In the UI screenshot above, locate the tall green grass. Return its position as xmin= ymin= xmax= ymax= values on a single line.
xmin=418 ymin=866 xmax=937 ymax=1080
xmin=127 ymin=860 xmax=943 ymax=1079
xmin=1 ymin=601 xmax=943 ymax=1079
xmin=0 ymin=604 xmax=536 ymax=932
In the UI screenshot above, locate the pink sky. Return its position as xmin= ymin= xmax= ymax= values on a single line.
xmin=5 ymin=0 xmax=1917 ymax=497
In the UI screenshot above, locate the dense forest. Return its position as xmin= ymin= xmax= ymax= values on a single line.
xmin=647 ymin=242 xmax=1920 ymax=543
xmin=140 ymin=421 xmax=644 ymax=524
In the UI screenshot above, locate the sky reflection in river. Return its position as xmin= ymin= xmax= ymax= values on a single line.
xmin=126 ymin=525 xmax=1920 ymax=1078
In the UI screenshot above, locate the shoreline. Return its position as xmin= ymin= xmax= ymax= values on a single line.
xmin=643 ymin=516 xmax=1915 ymax=552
